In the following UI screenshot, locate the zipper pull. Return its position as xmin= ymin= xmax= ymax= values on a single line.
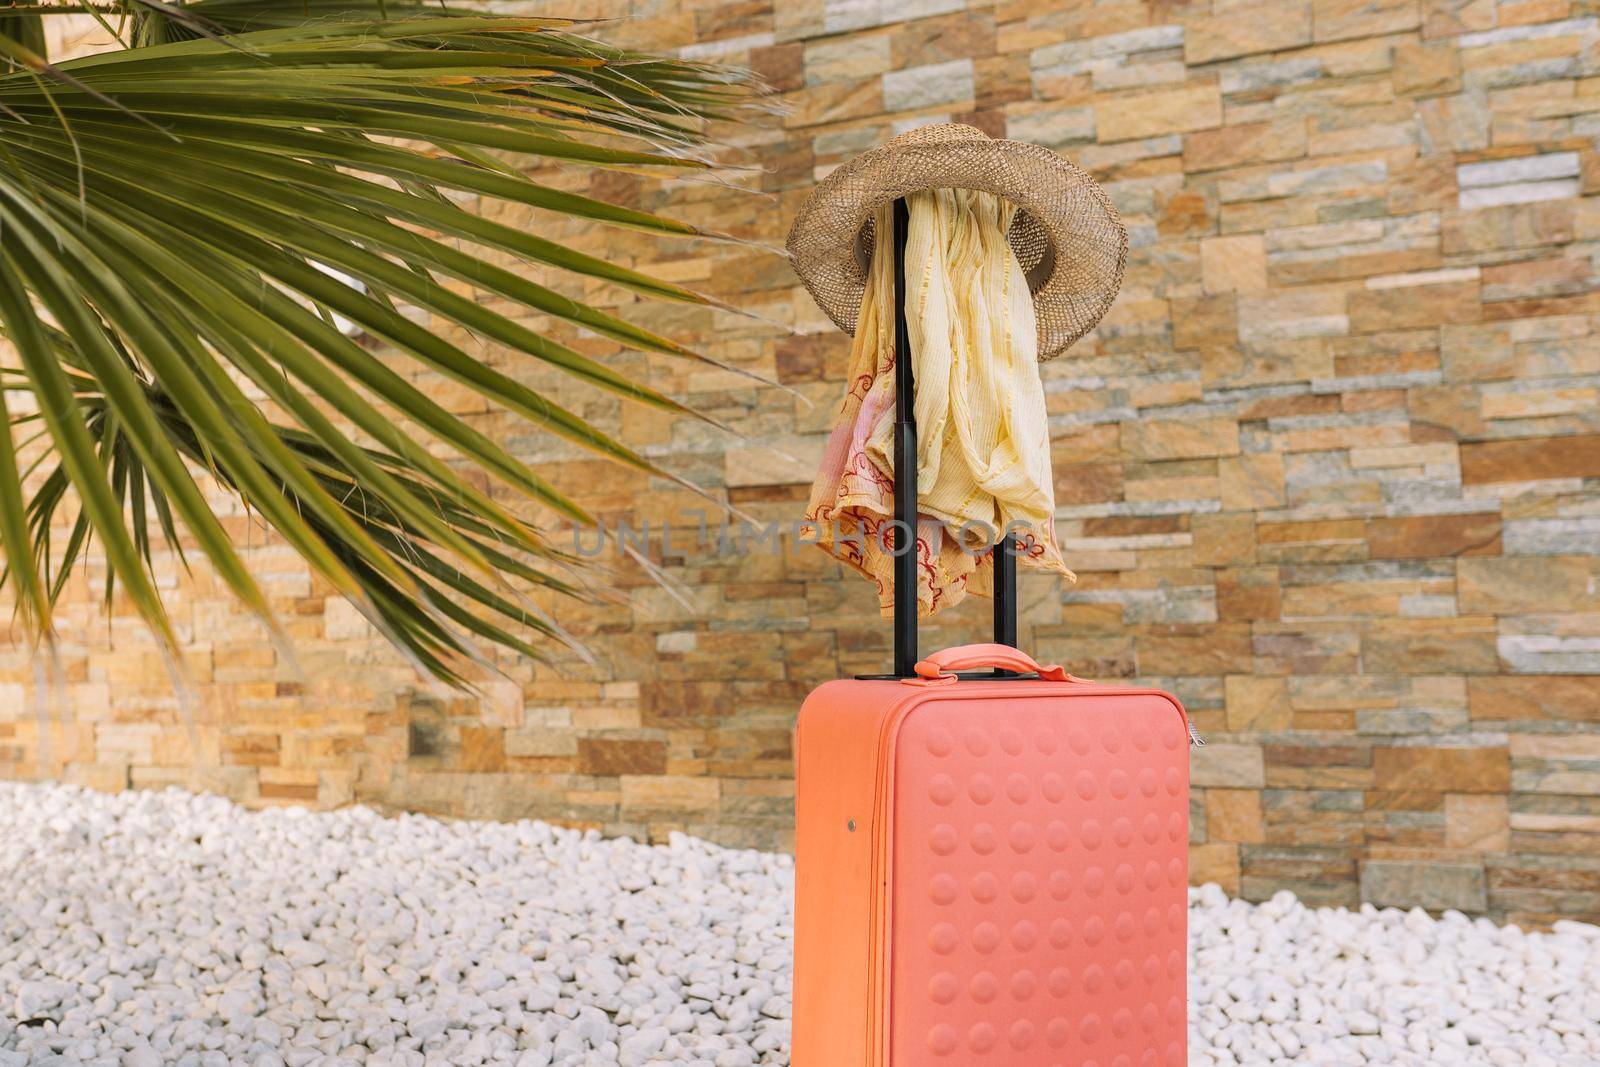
xmin=1187 ymin=719 xmax=1206 ymax=747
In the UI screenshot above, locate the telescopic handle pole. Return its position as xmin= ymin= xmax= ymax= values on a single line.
xmin=888 ymin=197 xmax=1019 ymax=678
xmin=891 ymin=199 xmax=919 ymax=678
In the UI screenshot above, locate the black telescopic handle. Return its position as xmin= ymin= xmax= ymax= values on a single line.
xmin=888 ymin=197 xmax=1018 ymax=678
xmin=891 ymin=199 xmax=919 ymax=678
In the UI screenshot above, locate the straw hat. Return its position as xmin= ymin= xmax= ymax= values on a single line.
xmin=786 ymin=123 xmax=1127 ymax=361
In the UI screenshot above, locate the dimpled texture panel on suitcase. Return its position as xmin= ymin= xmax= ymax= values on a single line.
xmin=891 ymin=693 xmax=1187 ymax=1067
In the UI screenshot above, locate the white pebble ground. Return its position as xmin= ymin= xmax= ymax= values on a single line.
xmin=0 ymin=783 xmax=1595 ymax=1066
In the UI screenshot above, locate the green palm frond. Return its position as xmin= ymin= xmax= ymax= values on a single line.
xmin=0 ymin=12 xmax=764 ymax=688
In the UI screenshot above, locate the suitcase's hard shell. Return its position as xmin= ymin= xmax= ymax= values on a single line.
xmin=794 ymin=644 xmax=1191 ymax=1067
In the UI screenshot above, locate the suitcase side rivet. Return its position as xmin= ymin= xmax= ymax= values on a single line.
xmin=847 ymin=819 xmax=857 ymax=832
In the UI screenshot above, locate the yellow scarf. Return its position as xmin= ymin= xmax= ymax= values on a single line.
xmin=804 ymin=188 xmax=1073 ymax=617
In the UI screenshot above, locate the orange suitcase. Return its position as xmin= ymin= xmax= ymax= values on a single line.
xmin=794 ymin=643 xmax=1194 ymax=1067
xmin=791 ymin=200 xmax=1194 ymax=1066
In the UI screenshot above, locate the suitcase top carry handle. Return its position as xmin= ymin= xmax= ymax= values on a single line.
xmin=885 ymin=197 xmax=1018 ymax=678
xmin=911 ymin=643 xmax=1075 ymax=684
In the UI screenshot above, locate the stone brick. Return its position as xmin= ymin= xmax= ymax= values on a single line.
xmin=1192 ymin=513 xmax=1257 ymax=566
xmin=1442 ymin=200 xmax=1574 ymax=255
xmin=1186 ymin=3 xmax=1311 ymax=64
xmin=1140 ymin=626 xmax=1255 ymax=675
xmin=1006 ymin=104 xmax=1095 ymax=147
xmin=1362 ymin=860 xmax=1487 ymax=912
xmin=1224 ymin=675 xmax=1290 ymax=732
xmin=505 ymin=727 xmax=578 ymax=759
xmin=1219 ymin=453 xmax=1287 ymax=510
xmin=1208 ymin=788 xmax=1266 ymax=843
xmin=1190 ymin=842 xmax=1241 ymax=893
xmin=889 ymin=9 xmax=995 ymax=67
xmin=1201 ymin=234 xmax=1268 ymax=295
xmin=1313 ymin=0 xmax=1420 ymax=42
xmin=1217 ymin=566 xmax=1282 ymax=621
xmin=1122 ymin=418 xmax=1241 ymax=461
xmin=1366 ymin=513 xmax=1501 ymax=559
xmin=1460 ymin=434 xmax=1600 ymax=484
xmin=1238 ymin=290 xmax=1349 ymax=344
xmin=222 ymin=734 xmax=280 ymax=768
xmin=1392 ymin=40 xmax=1461 ymax=95
xmin=1192 ymin=743 xmax=1267 ymax=788
xmin=1349 ymin=281 xmax=1481 ymax=331
xmin=1447 ymin=793 xmax=1510 ymax=851
xmin=1360 ymin=618 xmax=1501 ymax=675
xmin=620 ymin=775 xmax=720 ymax=813
xmin=882 ymin=58 xmax=974 ymax=110
xmin=1468 ymin=676 xmax=1600 ymax=723
xmin=458 ymin=727 xmax=506 ymax=773
xmin=749 ymin=42 xmax=805 ymax=93
xmin=1458 ymin=556 xmax=1594 ymax=614
xmin=1170 ymin=294 xmax=1237 ymax=349
xmin=773 ymin=333 xmax=844 ymax=383
xmin=1184 ymin=120 xmax=1307 ymax=172
xmin=1418 ymin=93 xmax=1490 ymax=154
xmin=1096 ymin=83 xmax=1222 ymax=143
xmin=804 ymin=32 xmax=890 ymax=86
xmin=579 ymin=738 xmax=668 ymax=777
xmin=1258 ymin=519 xmax=1367 ymax=564
xmin=1373 ymin=745 xmax=1509 ymax=793
xmin=1054 ymin=462 xmax=1124 ymax=504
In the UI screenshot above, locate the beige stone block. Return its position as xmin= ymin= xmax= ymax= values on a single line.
xmin=1188 ymin=842 xmax=1242 ymax=893
xmin=1393 ymin=40 xmax=1461 ymax=95
xmin=1186 ymin=2 xmax=1311 ymax=63
xmin=1171 ymin=295 xmax=1238 ymax=348
xmin=1483 ymin=387 xmax=1597 ymax=420
xmin=620 ymin=774 xmax=720 ymax=813
xmin=1510 ymin=734 xmax=1600 ymax=759
xmin=1122 ymin=418 xmax=1241 ymax=461
xmin=478 ymin=678 xmax=525 ymax=729
xmin=60 ymin=763 xmax=130 ymax=793
xmin=571 ymin=706 xmax=643 ymax=730
xmin=1130 ymin=379 xmax=1204 ymax=409
xmin=1458 ymin=556 xmax=1594 ymax=614
xmin=323 ymin=597 xmax=372 ymax=640
xmin=1201 ymin=235 xmax=1268 ymax=295
xmin=505 ymin=727 xmax=579 ymax=758
xmin=1203 ymin=341 xmax=1331 ymax=389
xmin=803 ymin=32 xmax=890 ymax=85
xmin=1418 ymin=93 xmax=1490 ymax=153
xmin=1096 ymin=83 xmax=1222 ymax=143
xmin=1238 ymin=289 xmax=1349 ymax=344
xmin=1193 ymin=513 xmax=1258 ymax=567
xmin=1225 ymin=675 xmax=1290 ymax=732
xmin=95 ymin=724 xmax=158 ymax=765
xmin=1185 ymin=119 xmax=1307 ymax=172
xmin=1348 ymin=443 xmax=1458 ymax=469
xmin=1125 ymin=476 xmax=1219 ymax=505
xmin=1207 ymin=788 xmax=1266 ymax=843
xmin=1446 ymin=793 xmax=1510 ymax=851
xmin=1314 ymin=0 xmax=1420 ymax=42
xmin=1220 ymin=453 xmax=1287 ymax=510
xmin=724 ymin=436 xmax=824 ymax=488
xmin=1192 ymin=744 xmax=1267 ymax=788
xmin=1373 ymin=744 xmax=1509 ymax=793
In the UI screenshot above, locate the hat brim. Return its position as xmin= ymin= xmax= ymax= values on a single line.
xmin=786 ymin=125 xmax=1127 ymax=361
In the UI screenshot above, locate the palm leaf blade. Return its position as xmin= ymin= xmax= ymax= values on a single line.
xmin=0 ymin=12 xmax=763 ymax=686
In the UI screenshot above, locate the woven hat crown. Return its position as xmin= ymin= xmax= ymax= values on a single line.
xmin=786 ymin=123 xmax=1127 ymax=361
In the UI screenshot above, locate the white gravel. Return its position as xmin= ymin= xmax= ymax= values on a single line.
xmin=0 ymin=782 xmax=1595 ymax=1067
xmin=1188 ymin=884 xmax=1600 ymax=1066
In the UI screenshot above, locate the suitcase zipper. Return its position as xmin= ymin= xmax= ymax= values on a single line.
xmin=1187 ymin=718 xmax=1207 ymax=746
